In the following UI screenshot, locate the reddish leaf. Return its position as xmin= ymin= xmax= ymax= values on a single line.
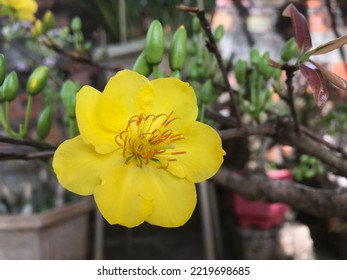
xmin=299 ymin=64 xmax=328 ymax=107
xmin=309 ymin=60 xmax=347 ymax=90
xmin=283 ymin=4 xmax=312 ymax=52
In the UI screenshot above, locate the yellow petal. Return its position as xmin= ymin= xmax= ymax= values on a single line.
xmin=142 ymin=78 xmax=198 ymax=125
xmin=145 ymin=167 xmax=197 ymax=227
xmin=76 ymin=85 xmax=118 ymax=154
xmin=8 ymin=0 xmax=37 ymax=21
xmin=94 ymin=164 xmax=153 ymax=227
xmin=167 ymin=121 xmax=225 ymax=182
xmin=99 ymin=70 xmax=151 ymax=132
xmin=52 ymin=136 xmax=121 ymax=195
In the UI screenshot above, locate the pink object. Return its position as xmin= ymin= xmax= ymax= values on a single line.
xmin=231 ymin=170 xmax=291 ymax=230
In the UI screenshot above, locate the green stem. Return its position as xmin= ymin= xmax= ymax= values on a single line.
xmin=4 ymin=101 xmax=10 ymax=133
xmin=0 ymin=101 xmax=20 ymax=137
xmin=199 ymin=103 xmax=206 ymax=123
xmin=68 ymin=118 xmax=78 ymax=138
xmin=153 ymin=65 xmax=159 ymax=79
xmin=0 ymin=103 xmax=5 ymax=129
xmin=21 ymin=95 xmax=33 ymax=138
xmin=171 ymin=70 xmax=181 ymax=79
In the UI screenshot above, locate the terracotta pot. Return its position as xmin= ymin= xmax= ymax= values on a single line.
xmin=0 ymin=198 xmax=93 ymax=259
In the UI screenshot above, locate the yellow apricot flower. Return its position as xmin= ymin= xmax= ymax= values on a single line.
xmin=53 ymin=70 xmax=225 ymax=228
xmin=0 ymin=0 xmax=37 ymax=22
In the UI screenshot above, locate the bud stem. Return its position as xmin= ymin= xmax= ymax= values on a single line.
xmin=68 ymin=118 xmax=78 ymax=138
xmin=153 ymin=65 xmax=160 ymax=79
xmin=21 ymin=95 xmax=33 ymax=138
xmin=4 ymin=101 xmax=11 ymax=134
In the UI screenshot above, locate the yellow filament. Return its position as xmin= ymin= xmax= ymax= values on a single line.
xmin=115 ymin=111 xmax=186 ymax=168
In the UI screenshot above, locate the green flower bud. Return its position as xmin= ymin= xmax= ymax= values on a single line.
xmin=145 ymin=20 xmax=164 ymax=65
xmin=187 ymin=41 xmax=198 ymax=55
xmin=234 ymin=60 xmax=248 ymax=84
xmin=60 ymin=27 xmax=69 ymax=41
xmin=259 ymin=56 xmax=273 ymax=80
xmin=83 ymin=41 xmax=92 ymax=51
xmin=192 ymin=16 xmax=201 ymax=34
xmin=214 ymin=25 xmax=224 ymax=42
xmin=250 ymin=48 xmax=260 ymax=65
xmin=71 ymin=16 xmax=82 ymax=32
xmin=60 ymin=80 xmax=79 ymax=118
xmin=43 ymin=10 xmax=56 ymax=31
xmin=169 ymin=25 xmax=187 ymax=72
xmin=3 ymin=71 xmax=19 ymax=102
xmin=281 ymin=37 xmax=298 ymax=62
xmin=31 ymin=19 xmax=43 ymax=38
xmin=36 ymin=106 xmax=52 ymax=140
xmin=201 ymin=80 xmax=214 ymax=104
xmin=188 ymin=62 xmax=199 ymax=79
xmin=73 ymin=32 xmax=84 ymax=49
xmin=0 ymin=53 xmax=6 ymax=86
xmin=132 ymin=50 xmax=152 ymax=76
xmin=197 ymin=48 xmax=210 ymax=78
xmin=26 ymin=66 xmax=49 ymax=96
xmin=0 ymin=85 xmax=5 ymax=103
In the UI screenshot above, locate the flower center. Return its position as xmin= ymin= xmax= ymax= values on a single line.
xmin=115 ymin=111 xmax=186 ymax=168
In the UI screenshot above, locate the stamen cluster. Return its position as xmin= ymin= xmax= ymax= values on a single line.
xmin=115 ymin=111 xmax=186 ymax=168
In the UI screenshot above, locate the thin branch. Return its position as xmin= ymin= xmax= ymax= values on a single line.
xmin=213 ymin=166 xmax=347 ymax=217
xmin=256 ymin=137 xmax=273 ymax=170
xmin=283 ymin=65 xmax=300 ymax=133
xmin=204 ymin=108 xmax=237 ymax=127
xmin=276 ymin=117 xmax=347 ymax=177
xmin=42 ymin=39 xmax=123 ymax=73
xmin=218 ymin=116 xmax=347 ymax=177
xmin=233 ymin=0 xmax=254 ymax=46
xmin=0 ymin=134 xmax=57 ymax=150
xmin=0 ymin=150 xmax=55 ymax=160
xmin=300 ymin=125 xmax=347 ymax=159
xmin=176 ymin=5 xmax=243 ymax=127
xmin=325 ymin=0 xmax=347 ymax=67
xmin=218 ymin=121 xmax=276 ymax=139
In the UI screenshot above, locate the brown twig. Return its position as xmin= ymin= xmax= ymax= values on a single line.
xmin=0 ymin=150 xmax=55 ymax=161
xmin=42 ymin=38 xmax=123 ymax=73
xmin=176 ymin=5 xmax=243 ymax=127
xmin=283 ymin=65 xmax=300 ymax=133
xmin=218 ymin=116 xmax=347 ymax=177
xmin=325 ymin=0 xmax=347 ymax=73
xmin=300 ymin=125 xmax=347 ymax=159
xmin=218 ymin=121 xmax=276 ymax=139
xmin=0 ymin=134 xmax=57 ymax=150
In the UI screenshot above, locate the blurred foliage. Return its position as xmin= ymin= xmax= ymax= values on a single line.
xmin=292 ymin=154 xmax=325 ymax=182
xmin=70 ymin=0 xmax=215 ymax=42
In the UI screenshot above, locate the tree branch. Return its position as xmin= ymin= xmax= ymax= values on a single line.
xmin=176 ymin=5 xmax=243 ymax=127
xmin=42 ymin=38 xmax=123 ymax=73
xmin=278 ymin=119 xmax=347 ymax=177
xmin=0 ymin=150 xmax=55 ymax=161
xmin=213 ymin=166 xmax=347 ymax=217
xmin=283 ymin=65 xmax=300 ymax=133
xmin=218 ymin=121 xmax=276 ymax=139
xmin=0 ymin=134 xmax=57 ymax=150
xmin=218 ymin=116 xmax=347 ymax=177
